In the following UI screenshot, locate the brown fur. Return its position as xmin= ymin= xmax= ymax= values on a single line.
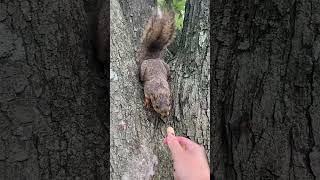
xmin=140 ymin=9 xmax=175 ymax=119
xmin=140 ymin=10 xmax=175 ymax=60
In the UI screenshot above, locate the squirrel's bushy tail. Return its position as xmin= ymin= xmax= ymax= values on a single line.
xmin=140 ymin=9 xmax=175 ymax=60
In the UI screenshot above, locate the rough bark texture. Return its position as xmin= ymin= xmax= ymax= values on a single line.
xmin=0 ymin=0 xmax=108 ymax=179
xmin=212 ymin=0 xmax=320 ymax=179
xmin=170 ymin=0 xmax=210 ymax=163
xmin=110 ymin=0 xmax=160 ymax=179
xmin=110 ymin=0 xmax=209 ymax=179
xmin=0 ymin=0 xmax=209 ymax=179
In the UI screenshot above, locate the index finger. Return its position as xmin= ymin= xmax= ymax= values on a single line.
xmin=166 ymin=134 xmax=184 ymax=160
xmin=175 ymin=136 xmax=200 ymax=152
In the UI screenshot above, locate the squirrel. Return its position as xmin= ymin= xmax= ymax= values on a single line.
xmin=139 ymin=9 xmax=175 ymax=119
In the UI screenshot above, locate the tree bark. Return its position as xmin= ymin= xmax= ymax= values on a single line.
xmin=170 ymin=0 xmax=210 ymax=163
xmin=110 ymin=0 xmax=160 ymax=179
xmin=0 ymin=0 xmax=210 ymax=179
xmin=212 ymin=0 xmax=320 ymax=179
xmin=0 ymin=0 xmax=108 ymax=179
xmin=110 ymin=0 xmax=209 ymax=179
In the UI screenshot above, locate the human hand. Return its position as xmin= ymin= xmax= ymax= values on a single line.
xmin=163 ymin=133 xmax=210 ymax=180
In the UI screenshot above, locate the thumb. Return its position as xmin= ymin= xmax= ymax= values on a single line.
xmin=166 ymin=134 xmax=183 ymax=160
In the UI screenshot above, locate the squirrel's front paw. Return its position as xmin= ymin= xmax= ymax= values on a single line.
xmin=144 ymin=96 xmax=151 ymax=108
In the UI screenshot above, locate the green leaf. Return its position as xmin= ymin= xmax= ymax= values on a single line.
xmin=175 ymin=0 xmax=185 ymax=11
xmin=175 ymin=14 xmax=183 ymax=30
xmin=157 ymin=0 xmax=166 ymax=8
xmin=156 ymin=0 xmax=186 ymax=30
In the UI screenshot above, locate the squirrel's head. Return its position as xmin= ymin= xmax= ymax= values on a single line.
xmin=151 ymin=93 xmax=171 ymax=118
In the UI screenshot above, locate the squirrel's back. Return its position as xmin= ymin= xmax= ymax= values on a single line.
xmin=140 ymin=9 xmax=175 ymax=60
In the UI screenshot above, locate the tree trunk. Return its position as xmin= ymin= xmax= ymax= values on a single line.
xmin=110 ymin=0 xmax=209 ymax=179
xmin=170 ymin=0 xmax=210 ymax=164
xmin=212 ymin=0 xmax=320 ymax=179
xmin=0 ymin=0 xmax=108 ymax=179
xmin=0 ymin=0 xmax=210 ymax=179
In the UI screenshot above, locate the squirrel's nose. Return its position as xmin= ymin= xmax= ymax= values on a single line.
xmin=167 ymin=112 xmax=169 ymax=116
